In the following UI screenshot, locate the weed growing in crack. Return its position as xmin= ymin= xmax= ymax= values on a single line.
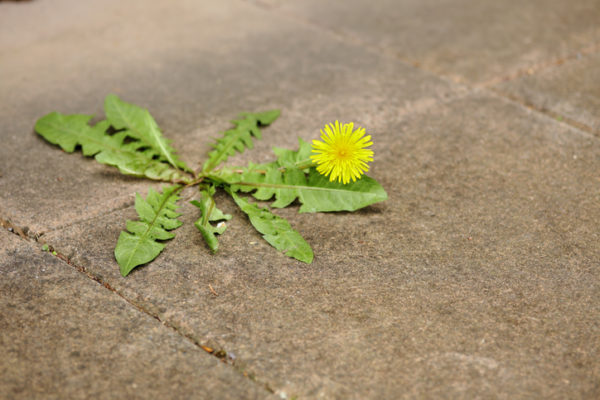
xmin=35 ymin=95 xmax=387 ymax=276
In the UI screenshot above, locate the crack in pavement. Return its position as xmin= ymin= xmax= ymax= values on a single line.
xmin=480 ymin=41 xmax=600 ymax=88
xmin=36 ymin=183 xmax=199 ymax=237
xmin=488 ymin=87 xmax=599 ymax=138
xmin=0 ymin=215 xmax=32 ymax=240
xmin=42 ymin=199 xmax=136 ymax=236
xmin=44 ymin=244 xmax=278 ymax=396
xmin=1 ymin=201 xmax=279 ymax=397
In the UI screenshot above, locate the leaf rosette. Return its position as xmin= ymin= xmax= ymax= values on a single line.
xmin=35 ymin=95 xmax=387 ymax=275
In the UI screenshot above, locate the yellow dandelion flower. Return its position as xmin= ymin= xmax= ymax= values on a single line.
xmin=310 ymin=121 xmax=374 ymax=184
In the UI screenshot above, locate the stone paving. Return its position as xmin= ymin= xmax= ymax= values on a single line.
xmin=1 ymin=0 xmax=599 ymax=398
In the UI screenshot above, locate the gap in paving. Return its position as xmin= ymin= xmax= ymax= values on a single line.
xmin=242 ymin=0 xmax=599 ymax=139
xmin=41 ymin=200 xmax=136 ymax=238
xmin=0 ymin=219 xmax=279 ymax=396
xmin=0 ymin=175 xmax=195 ymax=244
xmin=487 ymin=43 xmax=600 ymax=138
xmin=488 ymin=86 xmax=599 ymax=137
xmin=41 ymin=183 xmax=199 ymax=238
xmin=0 ymin=215 xmax=30 ymax=240
xmin=480 ymin=41 xmax=600 ymax=87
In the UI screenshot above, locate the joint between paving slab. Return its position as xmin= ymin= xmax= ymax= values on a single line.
xmin=42 ymin=184 xmax=198 ymax=237
xmin=2 ymin=190 xmax=278 ymax=392
xmin=485 ymin=88 xmax=599 ymax=140
xmin=42 ymin=199 xmax=136 ymax=236
xmin=480 ymin=41 xmax=600 ymax=88
xmin=488 ymin=87 xmax=599 ymax=138
xmin=0 ymin=215 xmax=35 ymax=241
xmin=2 ymin=196 xmax=280 ymax=395
xmin=30 ymin=234 xmax=279 ymax=397
xmin=258 ymin=0 xmax=600 ymax=95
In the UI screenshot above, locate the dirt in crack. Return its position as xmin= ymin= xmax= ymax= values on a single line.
xmin=39 ymin=242 xmax=276 ymax=395
xmin=0 ymin=216 xmax=31 ymax=240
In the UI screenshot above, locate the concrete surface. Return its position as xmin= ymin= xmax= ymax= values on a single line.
xmin=1 ymin=0 xmax=598 ymax=398
xmin=0 ymin=230 xmax=274 ymax=400
xmin=43 ymin=92 xmax=600 ymax=399
xmin=258 ymin=0 xmax=600 ymax=85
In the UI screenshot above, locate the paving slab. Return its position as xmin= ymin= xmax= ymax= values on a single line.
xmin=0 ymin=0 xmax=459 ymax=234
xmin=44 ymin=92 xmax=600 ymax=398
xmin=0 ymin=230 xmax=274 ymax=399
xmin=494 ymin=52 xmax=600 ymax=135
xmin=0 ymin=0 xmax=121 ymax=52
xmin=260 ymin=0 xmax=600 ymax=85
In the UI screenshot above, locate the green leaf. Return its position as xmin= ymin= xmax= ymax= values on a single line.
xmin=104 ymin=94 xmax=190 ymax=172
xmin=35 ymin=113 xmax=109 ymax=155
xmin=271 ymin=138 xmax=313 ymax=169
xmin=227 ymin=189 xmax=313 ymax=263
xmin=249 ymin=110 xmax=281 ymax=125
xmin=213 ymin=139 xmax=388 ymax=212
xmin=203 ymin=110 xmax=280 ymax=172
xmin=115 ymin=185 xmax=183 ymax=276
xmin=35 ymin=112 xmax=185 ymax=182
xmin=191 ymin=186 xmax=232 ymax=252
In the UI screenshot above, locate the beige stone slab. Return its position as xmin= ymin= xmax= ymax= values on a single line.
xmin=44 ymin=92 xmax=600 ymax=398
xmin=264 ymin=0 xmax=600 ymax=84
xmin=0 ymin=0 xmax=122 ymax=52
xmin=0 ymin=230 xmax=274 ymax=399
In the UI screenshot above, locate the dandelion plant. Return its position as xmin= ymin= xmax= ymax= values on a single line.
xmin=35 ymin=95 xmax=387 ymax=276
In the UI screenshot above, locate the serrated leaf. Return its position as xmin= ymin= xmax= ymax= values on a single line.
xmin=35 ymin=112 xmax=185 ymax=182
xmin=202 ymin=110 xmax=280 ymax=172
xmin=227 ymin=189 xmax=313 ymax=263
xmin=95 ymin=150 xmax=183 ymax=181
xmin=35 ymin=113 xmax=110 ymax=155
xmin=191 ymin=186 xmax=232 ymax=252
xmin=115 ymin=185 xmax=182 ymax=276
xmin=104 ymin=94 xmax=190 ymax=172
xmin=213 ymin=139 xmax=388 ymax=212
xmin=247 ymin=110 xmax=281 ymax=125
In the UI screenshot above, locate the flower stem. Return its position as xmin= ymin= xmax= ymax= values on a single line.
xmin=294 ymin=159 xmax=316 ymax=170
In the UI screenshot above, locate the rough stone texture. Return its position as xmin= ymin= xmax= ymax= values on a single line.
xmin=260 ymin=0 xmax=600 ymax=84
xmin=0 ymin=0 xmax=120 ymax=51
xmin=0 ymin=0 xmax=459 ymax=234
xmin=494 ymin=52 xmax=600 ymax=135
xmin=3 ymin=0 xmax=600 ymax=398
xmin=45 ymin=92 xmax=600 ymax=399
xmin=0 ymin=230 xmax=274 ymax=400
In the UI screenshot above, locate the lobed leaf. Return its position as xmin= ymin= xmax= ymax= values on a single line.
xmin=227 ymin=189 xmax=313 ymax=263
xmin=35 ymin=112 xmax=185 ymax=182
xmin=202 ymin=110 xmax=280 ymax=172
xmin=214 ymin=139 xmax=388 ymax=212
xmin=191 ymin=185 xmax=232 ymax=252
xmin=104 ymin=94 xmax=191 ymax=172
xmin=115 ymin=185 xmax=183 ymax=276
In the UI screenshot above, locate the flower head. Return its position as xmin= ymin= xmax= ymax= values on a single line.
xmin=310 ymin=121 xmax=374 ymax=184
